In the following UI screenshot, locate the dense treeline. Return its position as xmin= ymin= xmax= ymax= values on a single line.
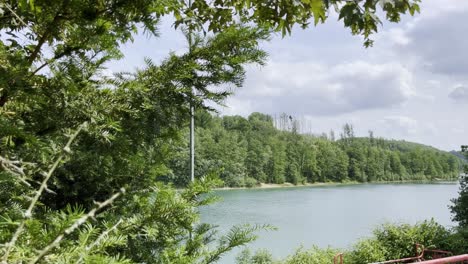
xmin=165 ymin=112 xmax=461 ymax=187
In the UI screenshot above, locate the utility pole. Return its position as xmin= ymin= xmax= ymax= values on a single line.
xmin=187 ymin=1 xmax=196 ymax=241
xmin=190 ymin=92 xmax=195 ymax=183
xmin=188 ymin=0 xmax=195 ymax=183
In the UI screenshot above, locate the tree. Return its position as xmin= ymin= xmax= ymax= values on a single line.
xmin=389 ymin=152 xmax=405 ymax=180
xmin=315 ymin=139 xmax=349 ymax=182
xmin=0 ymin=2 xmax=272 ymax=262
xmin=451 ymin=147 xmax=468 ymax=228
xmin=340 ymin=123 xmax=355 ymax=146
xmin=301 ymin=144 xmax=319 ymax=183
xmin=329 ymin=130 xmax=336 ymax=142
xmin=369 ymin=130 xmax=375 ymax=145
xmin=171 ymin=0 xmax=421 ymax=48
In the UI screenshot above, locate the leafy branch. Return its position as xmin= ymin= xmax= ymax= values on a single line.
xmin=1 ymin=123 xmax=87 ymax=263
xmin=76 ymin=219 xmax=124 ymax=263
xmin=201 ymin=224 xmax=276 ymax=264
xmin=29 ymin=189 xmax=125 ymax=264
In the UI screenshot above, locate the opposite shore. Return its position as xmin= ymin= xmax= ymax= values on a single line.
xmin=213 ymin=179 xmax=459 ymax=191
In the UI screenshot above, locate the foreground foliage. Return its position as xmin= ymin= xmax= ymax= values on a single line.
xmin=450 ymin=146 xmax=468 ymax=227
xmin=1 ymin=0 xmax=272 ymax=263
xmin=1 ymin=141 xmax=270 ymax=263
xmin=448 ymin=147 xmax=468 ymax=254
xmin=237 ymin=220 xmax=467 ymax=264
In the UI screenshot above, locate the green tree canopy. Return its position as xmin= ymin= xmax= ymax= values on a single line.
xmin=451 ymin=147 xmax=468 ymax=228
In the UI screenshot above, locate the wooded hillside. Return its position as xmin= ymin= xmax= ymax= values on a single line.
xmin=164 ymin=112 xmax=462 ymax=187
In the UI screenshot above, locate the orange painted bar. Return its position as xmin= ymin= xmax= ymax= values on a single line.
xmin=411 ymin=254 xmax=468 ymax=264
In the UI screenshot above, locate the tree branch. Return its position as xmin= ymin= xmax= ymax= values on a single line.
xmin=0 ymin=122 xmax=86 ymax=263
xmin=29 ymin=189 xmax=125 ymax=264
xmin=3 ymin=3 xmax=33 ymax=31
xmin=76 ymin=219 xmax=123 ymax=263
xmin=27 ymin=0 xmax=70 ymax=66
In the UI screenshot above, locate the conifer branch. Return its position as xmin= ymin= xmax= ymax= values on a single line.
xmin=1 ymin=123 xmax=86 ymax=263
xmin=76 ymin=219 xmax=123 ymax=263
xmin=0 ymin=156 xmax=32 ymax=187
xmin=28 ymin=189 xmax=124 ymax=264
xmin=3 ymin=3 xmax=31 ymax=31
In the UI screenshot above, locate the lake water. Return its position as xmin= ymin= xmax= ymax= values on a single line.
xmin=199 ymin=183 xmax=459 ymax=263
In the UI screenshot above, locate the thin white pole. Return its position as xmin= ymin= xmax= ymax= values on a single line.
xmin=190 ymin=102 xmax=195 ymax=182
xmin=188 ymin=0 xmax=195 ymax=183
xmin=187 ymin=0 xmax=195 ymax=241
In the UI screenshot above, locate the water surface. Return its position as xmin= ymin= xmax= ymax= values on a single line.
xmin=199 ymin=183 xmax=459 ymax=263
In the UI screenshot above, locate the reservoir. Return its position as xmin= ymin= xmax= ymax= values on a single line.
xmin=199 ymin=183 xmax=459 ymax=263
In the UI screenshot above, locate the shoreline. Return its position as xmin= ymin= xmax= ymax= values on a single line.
xmin=213 ymin=179 xmax=458 ymax=191
xmin=213 ymin=181 xmax=359 ymax=191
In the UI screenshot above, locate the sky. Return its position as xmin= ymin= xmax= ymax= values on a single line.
xmin=106 ymin=0 xmax=468 ymax=151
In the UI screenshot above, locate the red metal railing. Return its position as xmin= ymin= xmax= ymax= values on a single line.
xmin=423 ymin=248 xmax=453 ymax=259
xmin=334 ymin=253 xmax=343 ymax=264
xmin=333 ymin=244 xmax=468 ymax=264
xmin=411 ymin=254 xmax=468 ymax=263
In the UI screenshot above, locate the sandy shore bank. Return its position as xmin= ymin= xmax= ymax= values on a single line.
xmin=213 ymin=180 xmax=458 ymax=191
xmin=213 ymin=181 xmax=360 ymax=191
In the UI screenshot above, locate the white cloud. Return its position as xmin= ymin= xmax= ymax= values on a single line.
xmin=379 ymin=116 xmax=419 ymax=136
xmin=396 ymin=8 xmax=468 ymax=76
xmin=230 ymin=61 xmax=414 ymax=116
xmin=414 ymin=0 xmax=468 ymax=18
xmin=215 ymin=2 xmax=468 ymax=150
xmin=449 ymin=86 xmax=468 ymax=103
xmin=383 ymin=28 xmax=411 ymax=46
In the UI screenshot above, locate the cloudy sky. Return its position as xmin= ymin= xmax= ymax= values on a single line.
xmin=107 ymin=0 xmax=468 ymax=151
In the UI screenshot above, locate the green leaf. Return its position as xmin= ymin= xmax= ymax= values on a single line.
xmin=309 ymin=0 xmax=326 ymax=25
xmin=29 ymin=0 xmax=35 ymax=11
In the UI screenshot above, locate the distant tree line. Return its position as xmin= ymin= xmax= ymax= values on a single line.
xmin=164 ymin=112 xmax=462 ymax=187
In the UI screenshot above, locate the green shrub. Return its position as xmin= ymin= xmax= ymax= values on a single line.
xmin=347 ymin=239 xmax=388 ymax=263
xmin=237 ymin=220 xmax=459 ymax=264
xmin=283 ymin=246 xmax=339 ymax=264
xmin=374 ymin=220 xmax=450 ymax=259
xmin=443 ymin=227 xmax=468 ymax=255
xmin=236 ymin=248 xmax=275 ymax=264
xmin=347 ymin=220 xmax=452 ymax=263
xmin=245 ymin=177 xmax=259 ymax=188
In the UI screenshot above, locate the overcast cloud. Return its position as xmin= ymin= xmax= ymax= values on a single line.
xmin=449 ymin=86 xmax=468 ymax=103
xmin=107 ymin=0 xmax=468 ymax=151
xmin=233 ymin=61 xmax=414 ymax=115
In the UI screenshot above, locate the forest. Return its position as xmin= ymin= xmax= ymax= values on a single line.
xmin=164 ymin=112 xmax=462 ymax=187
